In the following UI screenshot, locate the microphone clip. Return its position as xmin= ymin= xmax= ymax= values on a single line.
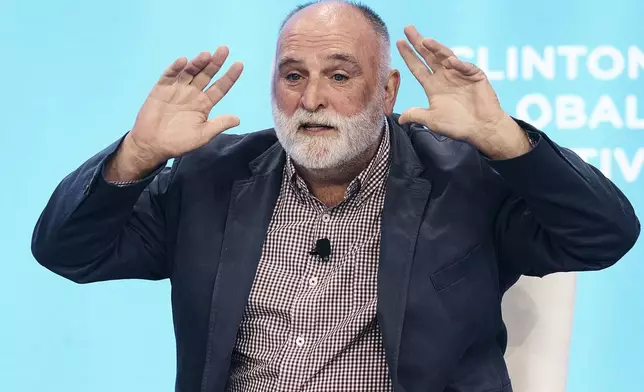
xmin=310 ymin=238 xmax=331 ymax=261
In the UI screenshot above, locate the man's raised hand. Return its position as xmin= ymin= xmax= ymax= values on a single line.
xmin=396 ymin=26 xmax=530 ymax=159
xmin=106 ymin=46 xmax=243 ymax=181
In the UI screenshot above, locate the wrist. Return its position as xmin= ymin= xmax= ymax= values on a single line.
xmin=104 ymin=134 xmax=165 ymax=182
xmin=473 ymin=114 xmax=533 ymax=160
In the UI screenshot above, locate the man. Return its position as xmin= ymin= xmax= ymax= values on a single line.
xmin=31 ymin=1 xmax=640 ymax=391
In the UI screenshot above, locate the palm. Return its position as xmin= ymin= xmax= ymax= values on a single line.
xmin=135 ymin=85 xmax=210 ymax=157
xmin=130 ymin=46 xmax=243 ymax=161
xmin=397 ymin=26 xmax=505 ymax=142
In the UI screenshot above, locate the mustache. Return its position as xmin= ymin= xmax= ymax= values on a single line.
xmin=288 ymin=110 xmax=343 ymax=129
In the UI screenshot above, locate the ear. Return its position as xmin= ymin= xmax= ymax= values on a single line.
xmin=384 ymin=69 xmax=401 ymax=115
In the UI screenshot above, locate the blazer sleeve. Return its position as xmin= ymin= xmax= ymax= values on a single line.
xmin=484 ymin=119 xmax=641 ymax=280
xmin=31 ymin=136 xmax=175 ymax=283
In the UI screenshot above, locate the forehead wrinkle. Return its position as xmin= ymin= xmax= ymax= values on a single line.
xmin=279 ymin=32 xmax=359 ymax=52
xmin=277 ymin=32 xmax=378 ymax=71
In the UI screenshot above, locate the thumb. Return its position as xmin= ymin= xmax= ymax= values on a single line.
xmin=203 ymin=115 xmax=241 ymax=140
xmin=399 ymin=107 xmax=433 ymax=127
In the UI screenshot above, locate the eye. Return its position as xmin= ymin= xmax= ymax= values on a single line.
xmin=285 ymin=73 xmax=301 ymax=81
xmin=332 ymin=74 xmax=348 ymax=82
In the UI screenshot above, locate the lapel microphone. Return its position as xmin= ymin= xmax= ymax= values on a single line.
xmin=310 ymin=238 xmax=331 ymax=261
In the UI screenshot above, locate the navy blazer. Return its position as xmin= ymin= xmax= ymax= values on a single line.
xmin=32 ymin=115 xmax=640 ymax=392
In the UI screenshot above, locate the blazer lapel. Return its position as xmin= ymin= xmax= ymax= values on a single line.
xmin=201 ymin=141 xmax=285 ymax=392
xmin=378 ymin=117 xmax=432 ymax=388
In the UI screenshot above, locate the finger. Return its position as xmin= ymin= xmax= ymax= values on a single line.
xmin=191 ymin=46 xmax=230 ymax=91
xmin=399 ymin=107 xmax=433 ymax=127
xmin=202 ymin=114 xmax=241 ymax=140
xmin=157 ymin=57 xmax=188 ymax=86
xmin=396 ymin=40 xmax=433 ymax=90
xmin=204 ymin=61 xmax=244 ymax=105
xmin=422 ymin=38 xmax=457 ymax=64
xmin=403 ymin=25 xmax=440 ymax=71
xmin=177 ymin=52 xmax=212 ymax=85
xmin=444 ymin=56 xmax=482 ymax=77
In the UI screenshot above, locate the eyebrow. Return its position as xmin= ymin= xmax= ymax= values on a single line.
xmin=327 ymin=53 xmax=361 ymax=68
xmin=277 ymin=52 xmax=362 ymax=71
xmin=278 ymin=56 xmax=301 ymax=70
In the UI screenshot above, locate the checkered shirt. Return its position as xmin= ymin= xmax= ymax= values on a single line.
xmin=226 ymin=119 xmax=393 ymax=392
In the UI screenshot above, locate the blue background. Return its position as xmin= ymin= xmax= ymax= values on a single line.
xmin=2 ymin=0 xmax=642 ymax=391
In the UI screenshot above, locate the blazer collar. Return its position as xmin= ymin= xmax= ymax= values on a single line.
xmin=386 ymin=114 xmax=425 ymax=179
xmin=248 ymin=138 xmax=286 ymax=176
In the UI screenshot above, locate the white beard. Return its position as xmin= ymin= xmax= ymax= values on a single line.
xmin=271 ymin=89 xmax=386 ymax=170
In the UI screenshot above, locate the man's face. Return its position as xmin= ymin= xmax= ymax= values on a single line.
xmin=271 ymin=4 xmax=387 ymax=170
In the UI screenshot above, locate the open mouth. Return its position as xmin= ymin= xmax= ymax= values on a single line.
xmin=300 ymin=123 xmax=335 ymax=132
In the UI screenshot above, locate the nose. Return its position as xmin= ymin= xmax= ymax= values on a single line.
xmin=300 ymin=77 xmax=328 ymax=112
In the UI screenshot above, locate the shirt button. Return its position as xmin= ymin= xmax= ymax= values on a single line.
xmin=309 ymin=276 xmax=318 ymax=287
xmin=321 ymin=214 xmax=331 ymax=223
xmin=295 ymin=335 xmax=306 ymax=347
